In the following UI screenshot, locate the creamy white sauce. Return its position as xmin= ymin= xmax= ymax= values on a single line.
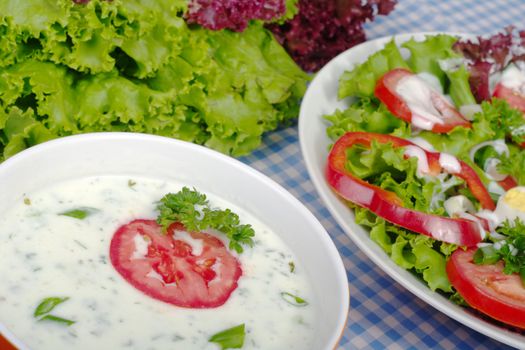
xmin=459 ymin=104 xmax=482 ymax=120
xmin=404 ymin=145 xmax=429 ymax=176
xmin=408 ymin=137 xmax=435 ymax=151
xmin=444 ymin=195 xmax=475 ymax=217
xmin=395 ymin=74 xmax=445 ymax=130
xmin=417 ymin=72 xmax=443 ymax=93
xmin=500 ymin=64 xmax=525 ymax=95
xmin=0 ymin=176 xmax=317 ymax=350
xmin=438 ymin=153 xmax=461 ymax=174
xmin=437 ymin=58 xmax=464 ymax=74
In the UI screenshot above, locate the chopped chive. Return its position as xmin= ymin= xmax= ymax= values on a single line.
xmin=280 ymin=292 xmax=309 ymax=307
xmin=34 ymin=297 xmax=75 ymax=327
xmin=59 ymin=207 xmax=98 ymax=220
xmin=34 ymin=297 xmax=69 ymax=317
xmin=38 ymin=315 xmax=75 ymax=326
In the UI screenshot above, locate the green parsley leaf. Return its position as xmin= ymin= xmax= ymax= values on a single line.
xmin=58 ymin=207 xmax=98 ymax=220
xmin=156 ymin=187 xmax=255 ymax=253
xmin=475 ymin=219 xmax=525 ymax=286
xmin=208 ymin=324 xmax=245 ymax=350
xmin=280 ymin=292 xmax=309 ymax=307
xmin=473 ymin=245 xmax=501 ymax=265
xmin=34 ymin=297 xmax=70 ymax=317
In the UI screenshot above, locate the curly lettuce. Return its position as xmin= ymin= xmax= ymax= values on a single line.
xmin=355 ymin=207 xmax=454 ymax=292
xmin=0 ymin=0 xmax=309 ymax=159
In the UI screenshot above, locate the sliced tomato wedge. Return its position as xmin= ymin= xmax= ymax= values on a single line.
xmin=326 ymin=132 xmax=495 ymax=246
xmin=493 ymin=83 xmax=525 ymax=114
xmin=447 ymin=248 xmax=525 ymax=329
xmin=375 ymin=68 xmax=471 ymax=133
xmin=110 ymin=219 xmax=242 ymax=308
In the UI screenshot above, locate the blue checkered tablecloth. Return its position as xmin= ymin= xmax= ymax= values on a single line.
xmin=240 ymin=1 xmax=525 ymax=349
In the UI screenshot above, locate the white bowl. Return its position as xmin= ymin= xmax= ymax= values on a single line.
xmin=0 ymin=132 xmax=349 ymax=350
xmin=299 ymin=32 xmax=525 ymax=348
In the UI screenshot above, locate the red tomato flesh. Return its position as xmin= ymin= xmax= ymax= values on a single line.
xmin=446 ymin=248 xmax=525 ymax=329
xmin=375 ymin=68 xmax=471 ymax=133
xmin=110 ymin=219 xmax=242 ymax=308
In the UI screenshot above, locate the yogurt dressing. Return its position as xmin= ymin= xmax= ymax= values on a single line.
xmin=0 ymin=175 xmax=318 ymax=350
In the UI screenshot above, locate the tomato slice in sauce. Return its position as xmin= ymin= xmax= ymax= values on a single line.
xmin=446 ymin=248 xmax=525 ymax=329
xmin=110 ymin=219 xmax=242 ymax=308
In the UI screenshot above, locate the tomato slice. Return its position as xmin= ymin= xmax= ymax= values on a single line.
xmin=447 ymin=248 xmax=525 ymax=329
xmin=326 ymin=132 xmax=495 ymax=246
xmin=493 ymin=82 xmax=525 ymax=114
xmin=109 ymin=219 xmax=242 ymax=308
xmin=375 ymin=68 xmax=471 ymax=133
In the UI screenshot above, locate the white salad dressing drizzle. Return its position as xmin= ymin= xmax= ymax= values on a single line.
xmin=438 ymin=153 xmax=461 ymax=174
xmin=408 ymin=137 xmax=435 ymax=151
xmin=395 ymin=74 xmax=445 ymax=130
xmin=459 ymin=104 xmax=482 ymax=120
xmin=417 ymin=72 xmax=443 ymax=93
xmin=444 ymin=195 xmax=475 ymax=217
xmin=0 ymin=175 xmax=318 ymax=350
xmin=500 ymin=64 xmax=525 ymax=95
xmin=404 ymin=145 xmax=429 ymax=176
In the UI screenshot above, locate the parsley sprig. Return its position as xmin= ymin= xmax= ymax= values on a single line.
xmin=156 ymin=187 xmax=255 ymax=253
xmin=474 ymin=218 xmax=525 ymax=286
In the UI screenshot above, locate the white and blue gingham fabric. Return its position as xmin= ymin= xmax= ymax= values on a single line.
xmin=240 ymin=1 xmax=525 ymax=349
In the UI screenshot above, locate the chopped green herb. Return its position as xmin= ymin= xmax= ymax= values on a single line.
xmin=59 ymin=207 xmax=98 ymax=220
xmin=128 ymin=179 xmax=137 ymax=189
xmin=34 ymin=297 xmax=75 ymax=327
xmin=34 ymin=297 xmax=70 ymax=317
xmin=475 ymin=218 xmax=525 ymax=286
xmin=156 ymin=187 xmax=255 ymax=253
xmin=473 ymin=245 xmax=501 ymax=265
xmin=23 ymin=197 xmax=31 ymax=205
xmin=280 ymin=292 xmax=309 ymax=307
xmin=288 ymin=261 xmax=295 ymax=273
xmin=38 ymin=315 xmax=75 ymax=326
xmin=209 ymin=324 xmax=245 ymax=350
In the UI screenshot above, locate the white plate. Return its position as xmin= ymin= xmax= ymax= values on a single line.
xmin=298 ymin=32 xmax=525 ymax=349
xmin=0 ymin=132 xmax=349 ymax=350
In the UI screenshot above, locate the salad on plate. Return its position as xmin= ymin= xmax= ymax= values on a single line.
xmin=320 ymin=29 xmax=525 ymax=333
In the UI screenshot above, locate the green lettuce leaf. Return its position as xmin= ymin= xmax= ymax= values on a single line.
xmin=355 ymin=206 xmax=453 ymax=292
xmin=402 ymin=34 xmax=459 ymax=85
xmin=338 ymin=40 xmax=408 ymax=99
xmin=324 ymin=98 xmax=410 ymax=141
